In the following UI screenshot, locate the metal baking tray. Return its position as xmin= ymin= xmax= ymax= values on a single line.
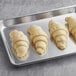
xmin=0 ymin=5 xmax=76 ymax=66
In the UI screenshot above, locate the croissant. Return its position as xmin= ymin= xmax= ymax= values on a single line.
xmin=49 ymin=20 xmax=68 ymax=50
xmin=65 ymin=16 xmax=76 ymax=41
xmin=28 ymin=25 xmax=48 ymax=55
xmin=10 ymin=30 xmax=29 ymax=61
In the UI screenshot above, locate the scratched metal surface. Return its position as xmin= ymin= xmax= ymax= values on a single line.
xmin=0 ymin=0 xmax=76 ymax=76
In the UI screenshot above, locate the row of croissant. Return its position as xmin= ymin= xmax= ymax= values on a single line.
xmin=9 ymin=16 xmax=76 ymax=61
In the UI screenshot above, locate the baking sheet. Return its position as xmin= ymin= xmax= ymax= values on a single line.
xmin=1 ymin=12 xmax=76 ymax=66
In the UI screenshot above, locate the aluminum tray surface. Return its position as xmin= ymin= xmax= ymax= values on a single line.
xmin=1 ymin=6 xmax=76 ymax=66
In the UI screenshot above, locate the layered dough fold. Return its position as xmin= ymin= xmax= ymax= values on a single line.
xmin=10 ymin=30 xmax=29 ymax=61
xmin=28 ymin=25 xmax=48 ymax=55
xmin=65 ymin=16 xmax=76 ymax=41
xmin=49 ymin=20 xmax=68 ymax=50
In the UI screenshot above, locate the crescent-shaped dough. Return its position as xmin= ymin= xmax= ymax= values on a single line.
xmin=9 ymin=30 xmax=29 ymax=61
xmin=28 ymin=25 xmax=48 ymax=55
xmin=49 ymin=20 xmax=68 ymax=50
xmin=65 ymin=16 xmax=76 ymax=41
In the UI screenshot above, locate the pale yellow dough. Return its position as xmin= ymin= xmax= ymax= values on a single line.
xmin=28 ymin=25 xmax=48 ymax=55
xmin=49 ymin=20 xmax=68 ymax=50
xmin=9 ymin=30 xmax=29 ymax=61
xmin=65 ymin=16 xmax=76 ymax=41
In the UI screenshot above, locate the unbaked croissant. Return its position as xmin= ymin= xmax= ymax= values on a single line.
xmin=49 ymin=20 xmax=68 ymax=50
xmin=28 ymin=25 xmax=48 ymax=55
xmin=65 ymin=16 xmax=76 ymax=41
xmin=10 ymin=30 xmax=29 ymax=61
